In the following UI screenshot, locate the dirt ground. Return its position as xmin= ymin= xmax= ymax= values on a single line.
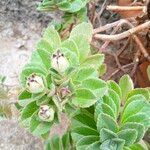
xmin=0 ymin=0 xmax=54 ymax=149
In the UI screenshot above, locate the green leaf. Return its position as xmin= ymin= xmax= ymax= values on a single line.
xmin=62 ymin=132 xmax=71 ymax=150
xmin=18 ymin=90 xmax=33 ymax=107
xmin=86 ymin=141 xmax=100 ymax=150
xmin=72 ymin=67 xmax=98 ymax=82
xmin=102 ymin=96 xmax=117 ymax=117
xmin=127 ymin=88 xmax=150 ymax=101
xmin=36 ymin=94 xmax=50 ymax=106
xmin=81 ymin=54 xmax=104 ymax=69
xmin=20 ymin=63 xmax=47 ymax=86
xmin=120 ymin=122 xmax=145 ymax=142
xmin=107 ymin=80 xmax=122 ymax=99
xmin=31 ymin=49 xmax=51 ymax=70
xmin=119 ymin=75 xmax=134 ymax=101
xmin=129 ymin=141 xmax=149 ymax=150
xmin=43 ymin=26 xmax=61 ymax=50
xmin=100 ymin=138 xmax=125 ymax=150
xmin=72 ymin=126 xmax=98 ymax=143
xmin=60 ymin=47 xmax=79 ymax=66
xmin=61 ymin=39 xmax=79 ymax=56
xmin=69 ymin=0 xmax=89 ymax=13
xmin=70 ymin=22 xmax=93 ymax=41
xmin=36 ymin=39 xmax=54 ymax=53
xmin=72 ymin=113 xmax=97 ymax=129
xmin=21 ymin=101 xmax=38 ymax=121
xmin=97 ymin=113 xmax=118 ymax=133
xmin=48 ymin=135 xmax=61 ymax=150
xmin=73 ymin=126 xmax=98 ymax=137
xmin=72 ymin=88 xmax=97 ymax=108
xmin=118 ymin=129 xmax=137 ymax=146
xmin=121 ymin=97 xmax=150 ymax=123
xmin=30 ymin=111 xmax=53 ymax=136
xmin=95 ymin=102 xmax=116 ymax=120
xmin=123 ymin=113 xmax=150 ymax=129
xmin=106 ymin=89 xmax=120 ymax=115
xmin=81 ymin=78 xmax=107 ymax=98
xmin=99 ymin=64 xmax=107 ymax=77
xmin=70 ymin=35 xmax=90 ymax=62
xmin=76 ymin=136 xmax=99 ymax=148
xmin=125 ymin=94 xmax=146 ymax=109
xmin=100 ymin=128 xmax=117 ymax=143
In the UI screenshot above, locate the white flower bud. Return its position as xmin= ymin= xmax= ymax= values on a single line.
xmin=51 ymin=50 xmax=69 ymax=73
xmin=26 ymin=74 xmax=45 ymax=94
xmin=60 ymin=87 xmax=71 ymax=98
xmin=38 ymin=105 xmax=54 ymax=122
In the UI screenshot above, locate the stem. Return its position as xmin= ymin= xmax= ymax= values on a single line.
xmin=94 ymin=21 xmax=150 ymax=41
xmin=107 ymin=5 xmax=145 ymax=12
xmin=93 ymin=19 xmax=129 ymax=34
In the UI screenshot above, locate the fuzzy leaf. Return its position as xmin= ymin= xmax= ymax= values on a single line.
xmin=36 ymin=39 xmax=54 ymax=53
xmin=58 ymin=0 xmax=88 ymax=13
xmin=70 ymin=35 xmax=90 ymax=62
xmin=100 ymin=128 xmax=117 ymax=143
xmin=119 ymin=75 xmax=134 ymax=100
xmin=129 ymin=141 xmax=149 ymax=150
xmin=18 ymin=90 xmax=32 ymax=107
xmin=70 ymin=22 xmax=93 ymax=41
xmin=61 ymin=39 xmax=79 ymax=56
xmin=107 ymin=80 xmax=122 ymax=99
xmin=95 ymin=102 xmax=116 ymax=120
xmin=125 ymin=94 xmax=146 ymax=109
xmin=106 ymin=89 xmax=120 ymax=115
xmin=121 ymin=97 xmax=150 ymax=123
xmin=102 ymin=96 xmax=117 ymax=117
xmin=81 ymin=78 xmax=107 ymax=98
xmin=73 ymin=126 xmax=98 ymax=137
xmin=76 ymin=136 xmax=99 ymax=148
xmin=30 ymin=111 xmax=53 ymax=136
xmin=100 ymin=138 xmax=125 ymax=150
xmin=81 ymin=54 xmax=104 ymax=69
xmin=127 ymin=88 xmax=150 ymax=101
xmin=45 ymin=135 xmax=60 ymax=150
xmin=118 ymin=129 xmax=137 ymax=146
xmin=31 ymin=49 xmax=51 ymax=70
xmin=73 ymin=67 xmax=98 ymax=82
xmin=60 ymin=47 xmax=79 ymax=66
xmin=43 ymin=26 xmax=61 ymax=50
xmin=123 ymin=113 xmax=150 ymax=129
xmin=97 ymin=113 xmax=118 ymax=133
xmin=21 ymin=101 xmax=38 ymax=121
xmin=120 ymin=122 xmax=145 ymax=142
xmin=20 ymin=63 xmax=47 ymax=86
xmin=99 ymin=64 xmax=107 ymax=77
xmin=72 ymin=88 xmax=97 ymax=108
xmin=72 ymin=113 xmax=97 ymax=129
xmin=86 ymin=141 xmax=100 ymax=150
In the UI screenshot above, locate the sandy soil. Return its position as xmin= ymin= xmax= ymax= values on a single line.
xmin=0 ymin=0 xmax=53 ymax=149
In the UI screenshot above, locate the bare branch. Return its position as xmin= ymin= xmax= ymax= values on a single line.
xmin=94 ymin=21 xmax=150 ymax=41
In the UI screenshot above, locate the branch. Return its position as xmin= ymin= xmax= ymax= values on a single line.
xmin=94 ymin=21 xmax=150 ymax=41
xmin=107 ymin=5 xmax=146 ymax=12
